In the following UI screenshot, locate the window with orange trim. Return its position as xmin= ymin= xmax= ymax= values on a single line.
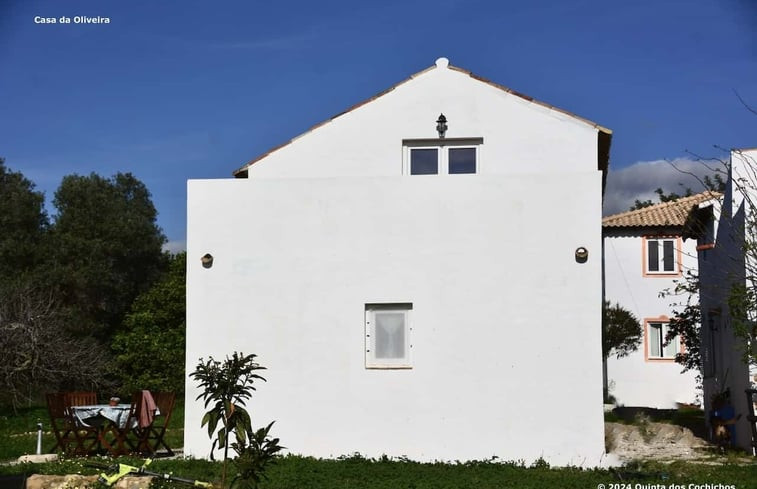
xmin=645 ymin=238 xmax=677 ymax=274
xmin=647 ymin=321 xmax=681 ymax=360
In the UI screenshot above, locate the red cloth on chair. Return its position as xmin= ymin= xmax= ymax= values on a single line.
xmin=139 ymin=390 xmax=158 ymax=428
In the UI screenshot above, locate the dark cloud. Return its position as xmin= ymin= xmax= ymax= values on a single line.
xmin=603 ymin=158 xmax=726 ymax=216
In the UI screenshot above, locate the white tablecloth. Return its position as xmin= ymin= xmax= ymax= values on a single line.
xmin=71 ymin=404 xmax=133 ymax=429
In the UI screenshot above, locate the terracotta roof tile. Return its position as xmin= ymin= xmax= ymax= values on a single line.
xmin=602 ymin=192 xmax=721 ymax=228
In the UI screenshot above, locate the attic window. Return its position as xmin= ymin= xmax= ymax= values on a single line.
xmin=403 ymin=138 xmax=483 ymax=175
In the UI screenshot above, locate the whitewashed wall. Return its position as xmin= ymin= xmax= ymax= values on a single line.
xmin=185 ymin=59 xmax=610 ymax=465
xmin=242 ymin=59 xmax=598 ymax=179
xmin=603 ymin=232 xmax=699 ymax=408
xmin=186 ymin=174 xmax=606 ymax=465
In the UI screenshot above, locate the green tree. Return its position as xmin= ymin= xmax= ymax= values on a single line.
xmin=602 ymin=302 xmax=642 ymax=403
xmin=630 ymin=173 xmax=725 ymax=210
xmin=0 ymin=158 xmax=49 ymax=278
xmin=602 ymin=301 xmax=642 ymax=359
xmin=49 ymin=172 xmax=167 ymax=338
xmin=111 ymin=252 xmax=186 ymax=393
xmin=661 ymin=271 xmax=702 ymax=372
xmin=0 ymin=161 xmax=115 ymax=410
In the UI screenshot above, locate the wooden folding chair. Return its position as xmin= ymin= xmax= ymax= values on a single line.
xmin=62 ymin=392 xmax=100 ymax=456
xmin=46 ymin=393 xmax=75 ymax=454
xmin=65 ymin=391 xmax=97 ymax=406
xmin=146 ymin=392 xmax=176 ymax=456
xmin=110 ymin=391 xmax=156 ymax=456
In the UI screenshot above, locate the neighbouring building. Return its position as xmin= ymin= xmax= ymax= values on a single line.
xmin=602 ymin=193 xmax=717 ymax=409
xmin=184 ymin=57 xmax=615 ymax=465
xmin=694 ymin=148 xmax=757 ymax=453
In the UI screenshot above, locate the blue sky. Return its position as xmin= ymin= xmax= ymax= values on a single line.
xmin=2 ymin=0 xmax=756 ymax=250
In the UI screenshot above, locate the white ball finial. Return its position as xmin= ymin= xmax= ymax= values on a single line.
xmin=435 ymin=57 xmax=449 ymax=68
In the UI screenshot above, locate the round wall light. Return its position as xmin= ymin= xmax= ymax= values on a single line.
xmin=575 ymin=247 xmax=588 ymax=263
xmin=201 ymin=253 xmax=214 ymax=269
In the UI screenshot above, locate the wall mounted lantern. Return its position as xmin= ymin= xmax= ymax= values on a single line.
xmin=436 ymin=114 xmax=447 ymax=138
xmin=201 ymin=253 xmax=214 ymax=269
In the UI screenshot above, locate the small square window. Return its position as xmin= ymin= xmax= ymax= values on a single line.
xmin=410 ymin=148 xmax=438 ymax=175
xmin=448 ymin=147 xmax=476 ymax=174
xmin=365 ymin=303 xmax=412 ymax=368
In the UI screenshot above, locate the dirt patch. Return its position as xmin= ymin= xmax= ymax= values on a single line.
xmin=605 ymin=421 xmax=710 ymax=461
xmin=25 ymin=475 xmax=153 ymax=489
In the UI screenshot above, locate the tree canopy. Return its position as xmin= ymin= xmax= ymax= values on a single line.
xmin=630 ymin=173 xmax=725 ymax=211
xmin=0 ymin=158 xmax=49 ymax=279
xmin=49 ymin=172 xmax=167 ymax=338
xmin=112 ymin=252 xmax=186 ymax=393
xmin=602 ymin=301 xmax=642 ymax=359
xmin=0 ymin=161 xmax=176 ymax=407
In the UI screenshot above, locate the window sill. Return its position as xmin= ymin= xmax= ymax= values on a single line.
xmin=365 ymin=365 xmax=413 ymax=370
xmin=643 ymin=272 xmax=683 ymax=278
xmin=645 ymin=357 xmax=677 ymax=363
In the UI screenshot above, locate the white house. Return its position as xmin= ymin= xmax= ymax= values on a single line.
xmin=694 ymin=148 xmax=757 ymax=453
xmin=602 ymin=194 xmax=715 ymax=409
xmin=184 ymin=57 xmax=614 ymax=465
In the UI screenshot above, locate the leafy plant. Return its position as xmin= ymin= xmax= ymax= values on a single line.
xmin=661 ymin=270 xmax=703 ymax=373
xmin=189 ymin=352 xmax=267 ymax=488
xmin=231 ymin=421 xmax=284 ymax=489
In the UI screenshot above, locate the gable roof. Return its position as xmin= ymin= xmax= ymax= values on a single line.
xmin=602 ymin=191 xmax=721 ymax=229
xmin=233 ymin=57 xmax=612 ymax=178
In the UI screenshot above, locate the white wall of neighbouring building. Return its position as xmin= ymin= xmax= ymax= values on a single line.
xmin=698 ymin=148 xmax=757 ymax=452
xmin=604 ymin=232 xmax=700 ymax=408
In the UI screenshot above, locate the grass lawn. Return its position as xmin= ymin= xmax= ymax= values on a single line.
xmin=1 ymin=402 xmax=755 ymax=488
xmin=1 ymin=455 xmax=755 ymax=489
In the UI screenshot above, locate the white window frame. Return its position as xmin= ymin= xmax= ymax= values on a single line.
xmin=365 ymin=303 xmax=413 ymax=369
xmin=403 ymin=138 xmax=482 ymax=175
xmin=644 ymin=237 xmax=679 ymax=275
xmin=646 ymin=321 xmax=681 ymax=360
